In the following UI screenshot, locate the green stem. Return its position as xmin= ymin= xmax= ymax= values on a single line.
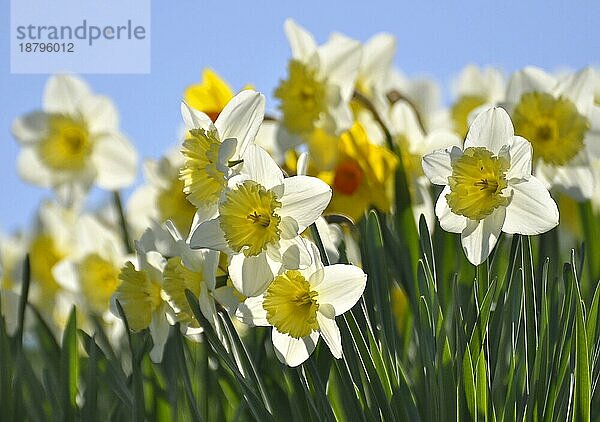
xmin=112 ymin=190 xmax=134 ymax=254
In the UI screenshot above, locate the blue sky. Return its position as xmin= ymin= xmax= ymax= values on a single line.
xmin=1 ymin=0 xmax=599 ymax=232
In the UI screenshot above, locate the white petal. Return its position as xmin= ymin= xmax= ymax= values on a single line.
xmin=149 ymin=310 xmax=170 ymax=363
xmin=422 ymin=146 xmax=462 ymax=185
xmin=506 ymin=67 xmax=556 ymax=104
xmin=296 ymin=152 xmax=309 ymax=176
xmin=435 ymin=187 xmax=468 ymax=233
xmin=43 ymin=74 xmax=90 ymax=114
xmin=278 ymin=176 xmax=332 ymax=233
xmin=215 ymin=90 xmax=265 ymax=159
xmin=17 ymin=148 xmax=53 ymax=187
xmin=53 ymin=260 xmax=80 ymax=292
xmin=585 ymin=106 xmax=600 ymax=159
xmin=318 ymin=34 xmax=362 ymax=101
xmin=554 ymin=67 xmax=595 ymax=113
xmin=181 ymin=102 xmax=213 ymax=130
xmin=507 ymin=136 xmax=533 ymax=179
xmin=79 ymin=95 xmax=119 ymax=135
xmin=464 ymin=107 xmax=513 ymax=154
xmin=277 ymin=236 xmax=313 ymax=269
xmin=239 ymin=144 xmax=284 ymax=189
xmin=272 ymin=328 xmax=319 ymax=367
xmin=236 ymin=296 xmax=269 ymax=326
xmin=228 ymin=252 xmax=276 ymax=297
xmin=503 ymin=177 xmax=559 ymax=235
xmin=284 ymin=19 xmax=317 ymax=61
xmin=92 ymin=133 xmax=138 ymax=190
xmin=545 ymin=163 xmax=595 ymax=200
xmin=189 ymin=218 xmax=230 ymax=252
xmin=360 ymin=33 xmax=396 ymax=88
xmin=317 ymin=313 xmax=342 ymax=359
xmin=311 ymin=264 xmax=366 ymax=316
xmin=12 ymin=111 xmax=49 ymax=144
xmin=460 ymin=209 xmax=506 ymax=266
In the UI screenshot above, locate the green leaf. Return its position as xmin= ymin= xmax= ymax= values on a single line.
xmin=60 ymin=307 xmax=79 ymax=419
xmin=462 ymin=344 xmax=477 ymax=420
xmin=573 ymin=279 xmax=591 ymax=422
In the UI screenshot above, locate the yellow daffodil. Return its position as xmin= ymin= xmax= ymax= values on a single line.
xmin=184 ymin=69 xmax=236 ymax=122
xmin=315 ymin=122 xmax=398 ymax=222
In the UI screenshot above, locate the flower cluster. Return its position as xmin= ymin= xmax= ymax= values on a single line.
xmin=2 ymin=19 xmax=600 ymax=373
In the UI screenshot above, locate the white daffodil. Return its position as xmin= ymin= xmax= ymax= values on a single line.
xmin=112 ymin=230 xmax=172 ymax=362
xmin=180 ymin=90 xmax=266 ymax=212
xmin=12 ymin=74 xmax=137 ymax=200
xmin=275 ymin=19 xmax=361 ymax=140
xmin=505 ymin=67 xmax=600 ymax=200
xmin=422 ymin=107 xmax=559 ymax=265
xmin=390 ymin=100 xmax=462 ymax=230
xmin=0 ymin=232 xmax=26 ymax=292
xmin=127 ymin=148 xmax=196 ymax=239
xmin=236 ymin=240 xmax=366 ymax=367
xmin=450 ymin=65 xmax=505 ymax=138
xmin=189 ymin=144 xmax=332 ymax=297
xmin=53 ymin=214 xmax=129 ymax=315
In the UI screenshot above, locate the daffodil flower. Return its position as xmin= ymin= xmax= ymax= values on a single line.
xmin=12 ymin=75 xmax=138 ymax=198
xmin=180 ymin=90 xmax=266 ymax=212
xmin=189 ymin=144 xmax=332 ymax=297
xmin=505 ymin=67 xmax=600 ymax=200
xmin=236 ymin=240 xmax=366 ymax=367
xmin=184 ymin=68 xmax=237 ymax=121
xmin=275 ymin=19 xmax=361 ymax=139
xmin=422 ymin=107 xmax=559 ymax=265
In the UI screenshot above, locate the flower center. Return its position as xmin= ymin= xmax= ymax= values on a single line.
xmin=333 ymin=159 xmax=364 ymax=195
xmin=446 ymin=147 xmax=510 ymax=220
xmin=451 ymin=95 xmax=487 ymax=139
xmin=29 ymin=234 xmax=65 ymax=297
xmin=157 ymin=174 xmax=197 ymax=235
xmin=116 ymin=262 xmax=162 ymax=331
xmin=162 ymin=257 xmax=203 ymax=328
xmin=79 ymin=253 xmax=120 ymax=314
xmin=219 ymin=180 xmax=282 ymax=256
xmin=512 ymin=92 xmax=589 ymax=166
xmin=39 ymin=114 xmax=92 ymax=171
xmin=275 ymin=60 xmax=327 ymax=134
xmin=180 ymin=128 xmax=227 ymax=208
xmin=263 ymin=270 xmax=319 ymax=339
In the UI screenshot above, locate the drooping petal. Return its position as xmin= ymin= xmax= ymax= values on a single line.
xmin=284 ymin=19 xmax=317 ymax=61
xmin=422 ymin=146 xmax=462 ymax=185
xmin=228 ymin=252 xmax=277 ymax=297
xmin=503 ymin=177 xmax=559 ymax=235
xmin=507 ymin=136 xmax=533 ymax=179
xmin=460 ymin=208 xmax=506 ymax=266
xmin=188 ymin=219 xmax=231 ymax=252
xmin=239 ymin=144 xmax=284 ymax=189
xmin=236 ymin=296 xmax=270 ymax=326
xmin=435 ymin=187 xmax=468 ymax=233
xmin=215 ymin=90 xmax=265 ymax=159
xmin=43 ymin=74 xmax=91 ymax=114
xmin=278 ymin=176 xmax=332 ymax=233
xmin=272 ymin=328 xmax=319 ymax=367
xmin=464 ymin=107 xmax=514 ymax=154
xmin=149 ymin=309 xmax=170 ymax=363
xmin=316 ymin=312 xmax=342 ymax=359
xmin=181 ymin=101 xmax=213 ymax=131
xmin=311 ymin=264 xmax=366 ymax=316
xmin=92 ymin=133 xmax=138 ymax=190
xmin=11 ymin=111 xmax=49 ymax=145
